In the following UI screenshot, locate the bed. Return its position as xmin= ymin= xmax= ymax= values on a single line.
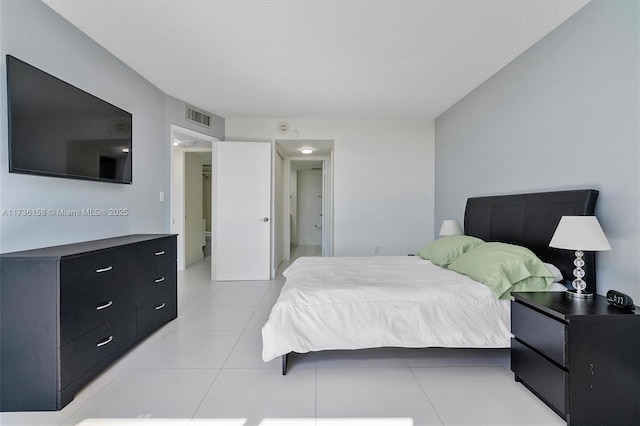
xmin=262 ymin=189 xmax=599 ymax=374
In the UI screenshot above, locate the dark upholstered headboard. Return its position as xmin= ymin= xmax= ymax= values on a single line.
xmin=464 ymin=189 xmax=599 ymax=294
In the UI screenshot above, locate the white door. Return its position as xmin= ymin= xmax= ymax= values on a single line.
xmin=214 ymin=141 xmax=271 ymax=280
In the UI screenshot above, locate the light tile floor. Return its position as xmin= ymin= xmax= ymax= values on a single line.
xmin=1 ymin=245 xmax=564 ymax=426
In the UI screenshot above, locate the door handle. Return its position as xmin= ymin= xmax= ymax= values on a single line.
xmin=263 ymin=217 xmax=269 ymax=222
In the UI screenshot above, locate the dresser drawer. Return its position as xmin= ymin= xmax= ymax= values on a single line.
xmin=137 ymin=262 xmax=177 ymax=304
xmin=511 ymin=301 xmax=566 ymax=366
xmin=512 ymin=338 xmax=567 ymax=417
xmin=136 ymin=237 xmax=177 ymax=274
xmin=60 ymin=278 xmax=136 ymax=346
xmin=60 ymin=246 xmax=136 ymax=300
xmin=137 ymin=287 xmax=177 ymax=335
xmin=60 ymin=311 xmax=136 ymax=389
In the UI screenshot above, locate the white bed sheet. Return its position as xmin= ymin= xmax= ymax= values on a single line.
xmin=262 ymin=256 xmax=511 ymax=362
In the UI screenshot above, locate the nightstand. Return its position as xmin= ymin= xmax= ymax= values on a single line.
xmin=511 ymin=292 xmax=640 ymax=426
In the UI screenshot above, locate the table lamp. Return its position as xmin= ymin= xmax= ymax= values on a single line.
xmin=549 ymin=216 xmax=611 ymax=298
xmin=439 ymin=220 xmax=463 ymax=236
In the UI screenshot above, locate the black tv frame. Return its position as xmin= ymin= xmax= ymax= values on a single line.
xmin=6 ymin=55 xmax=133 ymax=184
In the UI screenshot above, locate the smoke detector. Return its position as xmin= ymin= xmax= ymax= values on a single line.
xmin=278 ymin=121 xmax=290 ymax=134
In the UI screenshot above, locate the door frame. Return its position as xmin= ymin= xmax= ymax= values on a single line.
xmin=169 ymin=125 xmax=218 ymax=271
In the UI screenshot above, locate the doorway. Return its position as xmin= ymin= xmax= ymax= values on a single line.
xmin=274 ymin=139 xmax=334 ymax=271
xmin=202 ymin=164 xmax=212 ymax=256
xmin=170 ymin=125 xmax=218 ymax=271
xmin=291 ymin=161 xmax=323 ymax=257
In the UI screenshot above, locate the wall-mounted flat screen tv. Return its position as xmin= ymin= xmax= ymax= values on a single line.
xmin=6 ymin=55 xmax=132 ymax=184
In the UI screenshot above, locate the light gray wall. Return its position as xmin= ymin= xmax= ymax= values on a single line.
xmin=165 ymin=95 xmax=225 ymax=140
xmin=435 ymin=0 xmax=639 ymax=299
xmin=226 ymin=118 xmax=435 ymax=257
xmin=0 ymin=0 xmax=224 ymax=253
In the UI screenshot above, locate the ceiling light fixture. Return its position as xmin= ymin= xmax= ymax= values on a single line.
xmin=300 ymin=148 xmax=313 ymax=154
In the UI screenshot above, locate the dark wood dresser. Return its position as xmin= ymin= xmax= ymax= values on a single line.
xmin=511 ymin=292 xmax=640 ymax=425
xmin=0 ymin=234 xmax=177 ymax=411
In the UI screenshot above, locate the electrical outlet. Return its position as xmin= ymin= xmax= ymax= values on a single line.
xmin=374 ymin=246 xmax=380 ymax=255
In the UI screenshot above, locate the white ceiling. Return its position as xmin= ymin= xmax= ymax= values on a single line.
xmin=42 ymin=0 xmax=590 ymax=120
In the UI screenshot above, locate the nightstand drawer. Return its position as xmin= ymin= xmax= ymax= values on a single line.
xmin=512 ymin=339 xmax=567 ymax=417
xmin=512 ymin=301 xmax=566 ymax=366
xmin=60 ymin=278 xmax=136 ymax=346
xmin=60 ymin=246 xmax=136 ymax=300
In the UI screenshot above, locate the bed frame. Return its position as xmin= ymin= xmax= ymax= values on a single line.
xmin=281 ymin=189 xmax=599 ymax=374
xmin=464 ymin=189 xmax=599 ymax=293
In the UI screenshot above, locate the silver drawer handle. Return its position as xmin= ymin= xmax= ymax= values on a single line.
xmin=154 ymin=251 xmax=165 ymax=256
xmin=154 ymin=277 xmax=165 ymax=283
xmin=96 ymin=301 xmax=113 ymax=310
xmin=96 ymin=336 xmax=113 ymax=347
xmin=96 ymin=266 xmax=113 ymax=273
xmin=155 ymin=303 xmax=166 ymax=310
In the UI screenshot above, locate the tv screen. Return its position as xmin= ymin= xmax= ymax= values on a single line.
xmin=6 ymin=55 xmax=132 ymax=184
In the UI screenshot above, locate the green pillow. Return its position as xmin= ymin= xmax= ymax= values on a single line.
xmin=508 ymin=276 xmax=554 ymax=295
xmin=415 ymin=235 xmax=485 ymax=267
xmin=447 ymin=242 xmax=554 ymax=299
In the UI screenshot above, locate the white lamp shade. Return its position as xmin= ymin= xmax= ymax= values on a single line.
xmin=549 ymin=216 xmax=611 ymax=251
xmin=439 ymin=220 xmax=463 ymax=236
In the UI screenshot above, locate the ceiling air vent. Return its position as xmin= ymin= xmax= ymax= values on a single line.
xmin=186 ymin=106 xmax=212 ymax=128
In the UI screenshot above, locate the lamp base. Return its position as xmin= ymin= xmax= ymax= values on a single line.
xmin=567 ymin=288 xmax=593 ymax=299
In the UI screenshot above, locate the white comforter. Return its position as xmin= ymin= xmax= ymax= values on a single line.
xmin=262 ymin=256 xmax=510 ymax=362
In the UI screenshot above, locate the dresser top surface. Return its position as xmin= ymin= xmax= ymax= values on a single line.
xmin=513 ymin=292 xmax=640 ymax=319
xmin=0 ymin=234 xmax=176 ymax=259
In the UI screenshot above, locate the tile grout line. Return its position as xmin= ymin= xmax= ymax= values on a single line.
xmin=314 ymin=363 xmax=318 ymax=425
xmin=188 ymin=368 xmax=224 ymax=421
xmin=188 ymin=280 xmax=273 ymax=420
xmin=409 ymin=366 xmax=445 ymax=426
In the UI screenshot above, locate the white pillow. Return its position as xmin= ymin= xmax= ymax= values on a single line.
xmin=549 ymin=282 xmax=568 ymax=292
xmin=543 ymin=262 xmax=563 ymax=283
